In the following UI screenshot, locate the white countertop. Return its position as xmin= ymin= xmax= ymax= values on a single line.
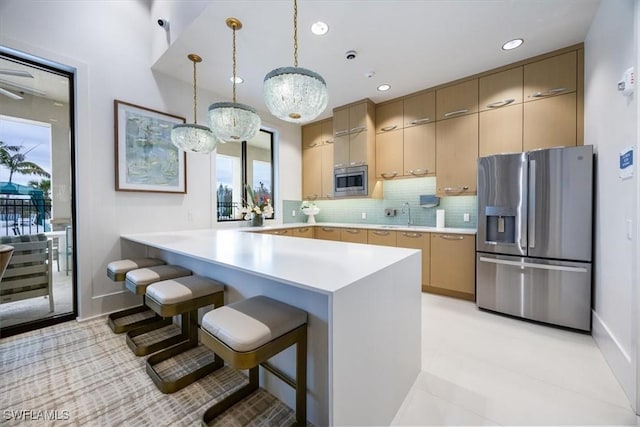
xmin=252 ymin=222 xmax=477 ymax=235
xmin=122 ymin=229 xmax=419 ymax=295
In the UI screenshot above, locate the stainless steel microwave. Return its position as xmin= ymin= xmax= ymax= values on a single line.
xmin=334 ymin=165 xmax=368 ymax=197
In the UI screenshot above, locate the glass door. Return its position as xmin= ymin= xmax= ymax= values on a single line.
xmin=0 ymin=50 xmax=76 ymax=337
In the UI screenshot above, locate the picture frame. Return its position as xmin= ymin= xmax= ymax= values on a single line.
xmin=114 ymin=100 xmax=187 ymax=193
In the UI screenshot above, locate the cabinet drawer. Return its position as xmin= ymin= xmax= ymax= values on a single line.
xmin=397 ymin=231 xmax=430 ymax=289
xmin=293 ymin=227 xmax=314 ymax=239
xmin=430 ymin=233 xmax=475 ymax=297
xmin=367 ymin=230 xmax=397 ymax=247
xmin=267 ymin=229 xmax=291 ymax=236
xmin=316 ymin=227 xmax=341 ymax=241
xmin=340 ymin=228 xmax=367 ymax=244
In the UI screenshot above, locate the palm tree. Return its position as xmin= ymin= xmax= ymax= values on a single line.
xmin=28 ymin=179 xmax=51 ymax=200
xmin=0 ymin=144 xmax=50 ymax=183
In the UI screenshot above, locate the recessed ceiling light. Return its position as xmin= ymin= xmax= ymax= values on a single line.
xmin=230 ymin=76 xmax=244 ymax=84
xmin=311 ymin=21 xmax=329 ymax=36
xmin=377 ymin=84 xmax=391 ymax=92
xmin=502 ymin=38 xmax=524 ymax=50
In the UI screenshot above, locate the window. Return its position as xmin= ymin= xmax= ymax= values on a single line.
xmin=216 ymin=129 xmax=274 ymax=221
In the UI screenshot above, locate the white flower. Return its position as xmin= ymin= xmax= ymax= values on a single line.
xmin=263 ymin=205 xmax=274 ymax=217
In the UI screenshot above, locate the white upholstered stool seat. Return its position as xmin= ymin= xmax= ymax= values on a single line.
xmin=107 ymin=258 xmax=165 ymax=282
xmin=140 ymin=275 xmax=225 ymax=394
xmin=202 ymin=295 xmax=307 ymax=352
xmin=200 ymin=296 xmax=308 ymax=426
xmin=125 ymin=265 xmax=192 ymax=295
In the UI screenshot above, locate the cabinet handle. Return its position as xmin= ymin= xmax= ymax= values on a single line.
xmin=350 ymin=161 xmax=366 ymax=166
xmin=380 ymin=125 xmax=397 ymax=132
xmin=380 ymin=171 xmax=398 ymax=179
xmin=345 ymin=229 xmax=360 ymax=234
xmin=408 ymin=168 xmax=429 ymax=176
xmin=486 ymin=98 xmax=515 ymax=109
xmin=444 ymin=109 xmax=469 ymax=117
xmin=335 ymin=130 xmax=349 ymax=137
xmin=530 ymin=87 xmax=567 ymax=98
xmin=373 ymin=231 xmax=391 ymax=236
xmin=443 ymin=186 xmax=470 ymax=193
xmin=307 ymin=142 xmax=318 ymax=148
xmin=334 ymin=163 xmax=345 ymax=168
xmin=408 ymin=117 xmax=430 ymax=125
xmin=322 ymin=227 xmax=337 ymax=232
xmin=272 ymin=230 xmax=289 ymax=235
xmin=304 ymin=194 xmax=319 ymax=200
xmin=350 ymin=126 xmax=366 ymax=133
xmin=325 ymin=139 xmax=334 ymax=144
xmin=297 ymin=228 xmax=309 ymax=232
xmin=403 ymin=232 xmax=422 ymax=238
xmin=439 ymin=235 xmax=464 ymax=240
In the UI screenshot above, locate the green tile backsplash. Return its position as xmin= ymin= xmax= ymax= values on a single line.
xmin=283 ymin=177 xmax=477 ymax=228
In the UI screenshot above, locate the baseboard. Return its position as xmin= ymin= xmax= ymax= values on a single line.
xmin=592 ymin=310 xmax=636 ymax=411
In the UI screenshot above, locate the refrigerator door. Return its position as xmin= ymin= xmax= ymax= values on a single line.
xmin=476 ymin=253 xmax=592 ymax=331
xmin=477 ymin=153 xmax=527 ymax=256
xmin=528 ymin=146 xmax=593 ymax=261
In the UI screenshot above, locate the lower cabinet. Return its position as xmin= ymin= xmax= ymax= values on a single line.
xmin=264 ymin=228 xmax=291 ymax=236
xmin=367 ymin=230 xmax=397 ymax=247
xmin=396 ymin=231 xmax=430 ymax=291
xmin=315 ymin=226 xmax=342 ymax=241
xmin=428 ymin=233 xmax=476 ymax=300
xmin=340 ymin=228 xmax=367 ymax=244
xmin=293 ymin=227 xmax=314 ymax=239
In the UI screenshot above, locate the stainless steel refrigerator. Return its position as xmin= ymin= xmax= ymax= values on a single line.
xmin=476 ymin=145 xmax=593 ymax=331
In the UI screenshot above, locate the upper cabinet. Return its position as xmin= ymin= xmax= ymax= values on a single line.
xmin=302 ymin=118 xmax=334 ymax=200
xmin=404 ymin=91 xmax=435 ymax=128
xmin=436 ymin=79 xmax=478 ymax=121
xmin=436 ymin=114 xmax=478 ymax=196
xmin=376 ymin=100 xmax=403 ymax=133
xmin=479 ymin=67 xmax=523 ymax=112
xmin=333 ymin=100 xmax=375 ymax=168
xmin=524 ymin=50 xmax=577 ymax=101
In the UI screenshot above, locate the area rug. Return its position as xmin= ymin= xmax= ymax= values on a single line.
xmin=0 ymin=317 xmax=297 ymax=426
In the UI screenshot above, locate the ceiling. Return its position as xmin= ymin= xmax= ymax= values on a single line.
xmin=152 ymin=0 xmax=601 ymax=122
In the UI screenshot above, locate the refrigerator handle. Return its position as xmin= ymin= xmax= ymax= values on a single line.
xmin=529 ymin=159 xmax=536 ymax=249
xmin=478 ymin=257 xmax=588 ymax=273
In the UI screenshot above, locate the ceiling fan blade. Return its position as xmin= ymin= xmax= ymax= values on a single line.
xmin=0 ymin=87 xmax=23 ymax=100
xmin=0 ymin=68 xmax=33 ymax=78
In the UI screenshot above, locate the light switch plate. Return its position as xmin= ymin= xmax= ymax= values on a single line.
xmin=463 ymin=213 xmax=470 ymax=222
xmin=292 ymin=210 xmax=296 ymax=217
xmin=362 ymin=212 xmax=367 ymax=220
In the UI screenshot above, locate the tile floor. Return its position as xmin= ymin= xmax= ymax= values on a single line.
xmin=392 ymin=293 xmax=639 ymax=426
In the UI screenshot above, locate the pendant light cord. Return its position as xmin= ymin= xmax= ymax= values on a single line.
xmin=192 ymin=59 xmax=198 ymax=124
xmin=232 ymin=24 xmax=237 ymax=103
xmin=293 ymin=0 xmax=298 ymax=67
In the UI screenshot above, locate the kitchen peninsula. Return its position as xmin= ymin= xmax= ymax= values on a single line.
xmin=121 ymin=229 xmax=421 ymax=426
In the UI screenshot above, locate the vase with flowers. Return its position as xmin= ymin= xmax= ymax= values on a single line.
xmin=243 ymin=182 xmax=274 ymax=226
xmin=300 ymin=200 xmax=320 ymax=224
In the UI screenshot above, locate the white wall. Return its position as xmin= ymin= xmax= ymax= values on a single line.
xmin=0 ymin=0 xmax=301 ymax=320
xmin=584 ymin=0 xmax=639 ymax=410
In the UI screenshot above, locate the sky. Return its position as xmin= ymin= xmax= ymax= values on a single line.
xmin=0 ymin=116 xmax=52 ymax=186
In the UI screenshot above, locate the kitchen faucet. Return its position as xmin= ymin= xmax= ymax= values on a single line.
xmin=401 ymin=202 xmax=412 ymax=226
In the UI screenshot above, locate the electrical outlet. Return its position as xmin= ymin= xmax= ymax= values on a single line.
xmin=361 ymin=212 xmax=367 ymax=220
xmin=463 ymin=213 xmax=470 ymax=222
xmin=292 ymin=210 xmax=296 ymax=217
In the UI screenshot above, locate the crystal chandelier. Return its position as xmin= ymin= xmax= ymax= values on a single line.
xmin=170 ymin=54 xmax=218 ymax=154
xmin=209 ymin=18 xmax=261 ymax=143
xmin=263 ymin=0 xmax=328 ymax=123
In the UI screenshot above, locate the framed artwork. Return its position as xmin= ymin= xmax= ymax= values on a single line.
xmin=114 ymin=100 xmax=187 ymax=193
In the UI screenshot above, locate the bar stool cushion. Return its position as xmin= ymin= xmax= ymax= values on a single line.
xmin=202 ymin=295 xmax=307 ymax=352
xmin=125 ymin=265 xmax=192 ymax=294
xmin=146 ymin=275 xmax=225 ymax=305
xmin=107 ymin=258 xmax=165 ymax=281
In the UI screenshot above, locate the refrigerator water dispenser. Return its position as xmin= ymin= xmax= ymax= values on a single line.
xmin=485 ymin=206 xmax=517 ymax=244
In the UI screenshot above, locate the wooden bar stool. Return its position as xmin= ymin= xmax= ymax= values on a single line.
xmin=122 ymin=265 xmax=193 ymax=356
xmin=106 ymin=258 xmax=166 ymax=333
xmin=200 ymin=295 xmax=308 ymax=426
xmin=143 ymin=275 xmax=225 ymax=393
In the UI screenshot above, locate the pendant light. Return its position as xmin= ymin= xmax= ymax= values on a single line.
xmin=209 ymin=18 xmax=261 ymax=143
xmin=170 ymin=54 xmax=218 ymax=154
xmin=263 ymin=0 xmax=328 ymax=123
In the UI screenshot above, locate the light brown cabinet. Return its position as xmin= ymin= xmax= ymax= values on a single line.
xmin=302 ymin=122 xmax=322 ymax=149
xmin=436 ymin=79 xmax=478 ymax=121
xmin=302 ymin=118 xmax=335 ymax=200
xmin=479 ymin=104 xmax=523 ymax=156
xmin=524 ymin=50 xmax=577 ymax=102
xmin=293 ymin=227 xmax=314 ymax=239
xmin=367 ymin=230 xmax=397 ymax=247
xmin=375 ymin=129 xmax=404 ymax=179
xmin=404 ymin=123 xmax=436 ymax=176
xmin=404 ymin=91 xmax=435 ymax=128
xmin=333 ymin=100 xmax=375 ymax=168
xmin=376 ymin=100 xmax=403 ymax=133
xmin=396 ymin=231 xmax=430 ymax=291
xmin=429 ymin=233 xmax=475 ymax=300
xmin=263 ymin=228 xmax=291 ymax=236
xmin=340 ymin=228 xmax=368 ymax=244
xmin=523 ymin=92 xmax=577 ymax=151
xmin=302 ymin=147 xmax=322 ymax=199
xmin=479 ymin=67 xmax=523 ymax=112
xmin=315 ymin=226 xmax=342 ymax=241
xmin=436 ymin=114 xmax=478 ymax=196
